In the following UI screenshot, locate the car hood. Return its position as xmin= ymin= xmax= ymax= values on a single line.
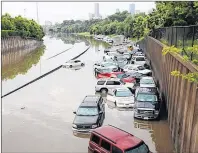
xmin=140 ymin=84 xmax=156 ymax=88
xmin=139 ymin=69 xmax=151 ymax=74
xmin=73 ymin=115 xmax=98 ymax=125
xmin=135 ymin=61 xmax=146 ymax=65
xmin=116 ymin=96 xmax=134 ymax=103
xmin=136 ymin=101 xmax=159 ymax=109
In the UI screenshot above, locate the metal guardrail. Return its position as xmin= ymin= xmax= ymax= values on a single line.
xmin=149 ymin=25 xmax=198 ymax=60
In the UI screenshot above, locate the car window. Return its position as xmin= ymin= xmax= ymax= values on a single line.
xmin=75 ymin=60 xmax=80 ymax=63
xmin=136 ymin=57 xmax=145 ymax=61
xmin=115 ymin=90 xmax=133 ymax=97
xmin=77 ymin=107 xmax=99 ymax=116
xmin=114 ymin=81 xmax=121 ymax=85
xmin=97 ymin=81 xmax=106 ymax=85
xmin=140 ymin=79 xmax=154 ymax=84
xmin=136 ymin=93 xmax=158 ymax=102
xmin=91 ymin=134 xmax=100 ymax=145
xmin=125 ymin=143 xmax=149 ymax=153
xmin=106 ymin=81 xmax=114 ymax=85
xmin=112 ymin=146 xmax=123 ymax=153
xmin=138 ymin=66 xmax=145 ymax=70
xmin=101 ymin=139 xmax=111 ymax=151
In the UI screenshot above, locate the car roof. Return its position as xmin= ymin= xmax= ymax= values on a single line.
xmin=125 ymin=64 xmax=142 ymax=68
xmin=93 ymin=125 xmax=142 ymax=150
xmin=115 ymin=87 xmax=130 ymax=91
xmin=83 ymin=95 xmax=101 ymax=103
xmin=141 ymin=77 xmax=154 ymax=80
xmin=133 ymin=56 xmax=145 ymax=58
xmin=137 ymin=87 xmax=158 ymax=94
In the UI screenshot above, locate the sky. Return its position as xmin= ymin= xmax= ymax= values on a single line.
xmin=2 ymin=2 xmax=156 ymax=25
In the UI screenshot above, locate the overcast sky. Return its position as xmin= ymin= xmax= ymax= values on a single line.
xmin=2 ymin=2 xmax=155 ymax=25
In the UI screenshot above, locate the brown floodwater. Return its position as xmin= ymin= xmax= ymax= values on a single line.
xmin=2 ymin=35 xmax=175 ymax=153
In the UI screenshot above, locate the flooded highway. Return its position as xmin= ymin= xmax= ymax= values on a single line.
xmin=2 ymin=34 xmax=174 ymax=153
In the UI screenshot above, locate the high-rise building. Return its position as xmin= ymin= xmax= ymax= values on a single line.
xmin=94 ymin=3 xmax=99 ymax=18
xmin=116 ymin=9 xmax=120 ymax=13
xmin=129 ymin=3 xmax=135 ymax=15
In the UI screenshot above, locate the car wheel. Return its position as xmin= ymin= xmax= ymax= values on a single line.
xmin=69 ymin=65 xmax=72 ymax=68
xmin=81 ymin=63 xmax=84 ymax=66
xmin=115 ymin=101 xmax=117 ymax=106
xmin=100 ymin=88 xmax=108 ymax=94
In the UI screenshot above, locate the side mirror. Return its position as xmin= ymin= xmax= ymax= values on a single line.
xmin=99 ymin=111 xmax=103 ymax=114
xmin=73 ymin=111 xmax=76 ymax=114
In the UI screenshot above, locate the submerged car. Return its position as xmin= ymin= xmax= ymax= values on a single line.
xmin=140 ymin=77 xmax=156 ymax=88
xmin=88 ymin=125 xmax=151 ymax=153
xmin=131 ymin=56 xmax=146 ymax=66
xmin=134 ymin=87 xmax=161 ymax=120
xmin=63 ymin=59 xmax=84 ymax=68
xmin=123 ymin=64 xmax=152 ymax=76
xmin=106 ymin=87 xmax=135 ymax=108
xmin=94 ymin=61 xmax=119 ymax=72
xmin=72 ymin=95 xmax=105 ymax=132
xmin=125 ymin=72 xmax=147 ymax=83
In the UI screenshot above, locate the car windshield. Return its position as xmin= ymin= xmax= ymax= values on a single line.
xmin=125 ymin=143 xmax=149 ymax=153
xmin=136 ymin=57 xmax=145 ymax=61
xmin=116 ymin=90 xmax=133 ymax=97
xmin=137 ymin=93 xmax=157 ymax=102
xmin=117 ymin=73 xmax=128 ymax=79
xmin=77 ymin=107 xmax=98 ymax=116
xmin=140 ymin=79 xmax=154 ymax=84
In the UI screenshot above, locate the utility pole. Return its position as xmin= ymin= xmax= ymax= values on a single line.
xmin=24 ymin=9 xmax=26 ymax=18
xmin=36 ymin=2 xmax=42 ymax=75
xmin=36 ymin=2 xmax=39 ymax=23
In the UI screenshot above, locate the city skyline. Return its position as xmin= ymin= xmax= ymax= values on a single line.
xmin=2 ymin=2 xmax=156 ymax=25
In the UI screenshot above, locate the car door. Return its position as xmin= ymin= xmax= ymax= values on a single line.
xmin=114 ymin=81 xmax=121 ymax=88
xmin=106 ymin=89 xmax=116 ymax=102
xmin=106 ymin=81 xmax=115 ymax=90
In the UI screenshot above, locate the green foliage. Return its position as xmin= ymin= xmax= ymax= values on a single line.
xmin=171 ymin=71 xmax=198 ymax=83
xmin=1 ymin=13 xmax=44 ymax=40
xmin=162 ymin=46 xmax=182 ymax=55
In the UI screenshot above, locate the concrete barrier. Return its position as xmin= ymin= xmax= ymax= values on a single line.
xmin=139 ymin=36 xmax=198 ymax=153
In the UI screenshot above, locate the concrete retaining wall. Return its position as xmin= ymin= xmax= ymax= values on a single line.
xmin=1 ymin=36 xmax=42 ymax=53
xmin=139 ymin=36 xmax=198 ymax=153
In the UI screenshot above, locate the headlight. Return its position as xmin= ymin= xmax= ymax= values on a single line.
xmin=155 ymin=110 xmax=159 ymax=114
xmin=72 ymin=124 xmax=77 ymax=128
xmin=92 ymin=124 xmax=97 ymax=128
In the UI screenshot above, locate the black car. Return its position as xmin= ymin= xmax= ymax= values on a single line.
xmin=134 ymin=87 xmax=161 ymax=120
xmin=72 ymin=95 xmax=105 ymax=133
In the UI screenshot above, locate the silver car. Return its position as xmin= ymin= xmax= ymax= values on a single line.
xmin=140 ymin=77 xmax=156 ymax=88
xmin=106 ymin=87 xmax=135 ymax=108
xmin=93 ymin=61 xmax=119 ymax=72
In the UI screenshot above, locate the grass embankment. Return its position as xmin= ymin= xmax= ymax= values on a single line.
xmin=129 ymin=37 xmax=144 ymax=42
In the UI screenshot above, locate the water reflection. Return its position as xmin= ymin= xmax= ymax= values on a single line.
xmin=48 ymin=33 xmax=110 ymax=48
xmin=2 ymin=45 xmax=46 ymax=81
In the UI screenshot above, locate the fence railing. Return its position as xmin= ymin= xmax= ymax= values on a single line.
xmin=149 ymin=25 xmax=198 ymax=60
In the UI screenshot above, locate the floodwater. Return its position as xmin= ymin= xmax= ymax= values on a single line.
xmin=2 ymin=34 xmax=174 ymax=153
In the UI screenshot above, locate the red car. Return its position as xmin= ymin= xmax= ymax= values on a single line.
xmin=88 ymin=125 xmax=152 ymax=153
xmin=97 ymin=71 xmax=136 ymax=83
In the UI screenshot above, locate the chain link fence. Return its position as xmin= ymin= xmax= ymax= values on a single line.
xmin=150 ymin=25 xmax=198 ymax=61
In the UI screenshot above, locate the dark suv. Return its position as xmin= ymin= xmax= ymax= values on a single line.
xmin=72 ymin=95 xmax=105 ymax=133
xmin=134 ymin=87 xmax=161 ymax=120
xmin=88 ymin=125 xmax=151 ymax=153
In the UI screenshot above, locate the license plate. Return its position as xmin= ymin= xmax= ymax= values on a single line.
xmin=144 ymin=117 xmax=149 ymax=120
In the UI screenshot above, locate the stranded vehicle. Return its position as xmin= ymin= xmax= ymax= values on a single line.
xmin=134 ymin=87 xmax=161 ymax=120
xmin=72 ymin=95 xmax=105 ymax=132
xmin=63 ymin=59 xmax=84 ymax=68
xmin=106 ymin=87 xmax=135 ymax=108
xmin=88 ymin=125 xmax=151 ymax=153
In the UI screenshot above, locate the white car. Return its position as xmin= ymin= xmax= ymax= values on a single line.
xmin=131 ymin=56 xmax=146 ymax=66
xmin=63 ymin=60 xmax=84 ymax=68
xmin=123 ymin=64 xmax=152 ymax=75
xmin=106 ymin=87 xmax=135 ymax=108
xmin=103 ymin=52 xmax=119 ymax=61
xmin=93 ymin=61 xmax=119 ymax=72
xmin=140 ymin=77 xmax=156 ymax=88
